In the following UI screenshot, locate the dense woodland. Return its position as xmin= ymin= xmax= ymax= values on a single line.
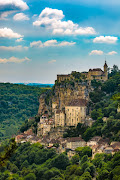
xmin=0 ymin=139 xmax=120 ymax=180
xmin=0 ymin=83 xmax=47 ymax=141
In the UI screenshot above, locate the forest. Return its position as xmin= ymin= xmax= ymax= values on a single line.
xmin=0 ymin=83 xmax=47 ymax=141
xmin=0 ymin=139 xmax=120 ymax=180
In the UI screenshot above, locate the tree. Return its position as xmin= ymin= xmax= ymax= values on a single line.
xmin=75 ymin=147 xmax=92 ymax=158
xmin=50 ymin=153 xmax=70 ymax=170
xmin=0 ymin=138 xmax=17 ymax=168
xmin=24 ymin=173 xmax=36 ymax=180
xmin=71 ymin=154 xmax=80 ymax=164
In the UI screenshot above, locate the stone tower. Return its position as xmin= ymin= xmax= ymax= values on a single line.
xmin=103 ymin=61 xmax=108 ymax=81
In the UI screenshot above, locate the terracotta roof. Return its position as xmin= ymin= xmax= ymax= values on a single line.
xmin=67 ymin=99 xmax=87 ymax=107
xmin=67 ymin=137 xmax=85 ymax=142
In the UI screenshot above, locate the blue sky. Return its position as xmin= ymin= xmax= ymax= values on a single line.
xmin=0 ymin=0 xmax=120 ymax=83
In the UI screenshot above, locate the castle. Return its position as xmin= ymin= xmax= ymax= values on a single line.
xmin=38 ymin=62 xmax=108 ymax=135
xmin=57 ymin=61 xmax=108 ymax=84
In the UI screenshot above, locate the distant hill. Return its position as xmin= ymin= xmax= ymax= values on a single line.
xmin=0 ymin=83 xmax=48 ymax=141
xmin=15 ymin=83 xmax=54 ymax=87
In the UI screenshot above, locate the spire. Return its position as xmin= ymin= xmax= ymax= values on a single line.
xmin=104 ymin=58 xmax=107 ymax=67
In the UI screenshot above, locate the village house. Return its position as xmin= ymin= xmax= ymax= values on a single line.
xmin=104 ymin=146 xmax=114 ymax=154
xmin=87 ymin=136 xmax=102 ymax=147
xmin=66 ymin=136 xmax=86 ymax=150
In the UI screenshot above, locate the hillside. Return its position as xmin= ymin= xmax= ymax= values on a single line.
xmin=0 ymin=83 xmax=48 ymax=141
xmin=1 ymin=140 xmax=120 ymax=180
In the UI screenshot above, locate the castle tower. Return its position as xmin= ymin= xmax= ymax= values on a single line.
xmin=103 ymin=61 xmax=108 ymax=81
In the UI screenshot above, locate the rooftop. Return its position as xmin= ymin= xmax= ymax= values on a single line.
xmin=89 ymin=68 xmax=103 ymax=72
xmin=67 ymin=136 xmax=85 ymax=142
xmin=67 ymin=99 xmax=87 ymax=107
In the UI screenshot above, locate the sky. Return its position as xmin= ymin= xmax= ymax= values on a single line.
xmin=0 ymin=0 xmax=120 ymax=84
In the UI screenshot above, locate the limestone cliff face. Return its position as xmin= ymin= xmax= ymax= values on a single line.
xmin=38 ymin=94 xmax=51 ymax=115
xmin=38 ymin=82 xmax=90 ymax=116
xmin=52 ymin=82 xmax=90 ymax=110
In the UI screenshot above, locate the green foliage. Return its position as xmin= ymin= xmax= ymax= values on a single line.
xmin=71 ymin=154 xmax=80 ymax=164
xmin=75 ymin=147 xmax=92 ymax=158
xmin=0 ymin=138 xmax=17 ymax=168
xmin=24 ymin=173 xmax=36 ymax=180
xmin=50 ymin=153 xmax=70 ymax=170
xmin=0 ymin=83 xmax=46 ymax=141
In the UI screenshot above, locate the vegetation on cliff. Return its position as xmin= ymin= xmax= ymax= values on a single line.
xmin=0 ymin=83 xmax=47 ymax=141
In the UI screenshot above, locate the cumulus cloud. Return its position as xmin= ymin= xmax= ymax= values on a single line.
xmin=89 ymin=50 xmax=104 ymax=55
xmin=0 ymin=10 xmax=17 ymax=20
xmin=0 ymin=28 xmax=23 ymax=38
xmin=48 ymin=60 xmax=56 ymax=64
xmin=30 ymin=40 xmax=76 ymax=48
xmin=0 ymin=56 xmax=30 ymax=63
xmin=13 ymin=13 xmax=29 ymax=21
xmin=0 ymin=45 xmax=28 ymax=51
xmin=108 ymin=51 xmax=117 ymax=55
xmin=33 ymin=7 xmax=96 ymax=35
xmin=16 ymin=38 xmax=24 ymax=42
xmin=93 ymin=36 xmax=118 ymax=44
xmin=0 ymin=0 xmax=29 ymax=20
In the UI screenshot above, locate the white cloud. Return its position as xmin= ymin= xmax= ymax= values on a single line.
xmin=48 ymin=60 xmax=56 ymax=64
xmin=16 ymin=38 xmax=24 ymax=42
xmin=58 ymin=41 xmax=76 ymax=46
xmin=0 ymin=10 xmax=17 ymax=20
xmin=0 ymin=28 xmax=23 ymax=38
xmin=0 ymin=56 xmax=30 ymax=63
xmin=30 ymin=40 xmax=76 ymax=48
xmin=30 ymin=41 xmax=43 ymax=48
xmin=108 ymin=51 xmax=117 ymax=55
xmin=39 ymin=7 xmax=64 ymax=20
xmin=0 ymin=0 xmax=28 ymax=11
xmin=74 ymin=27 xmax=96 ymax=35
xmin=93 ymin=36 xmax=118 ymax=44
xmin=0 ymin=45 xmax=28 ymax=51
xmin=13 ymin=13 xmax=29 ymax=21
xmin=44 ymin=40 xmax=58 ymax=47
xmin=89 ymin=50 xmax=104 ymax=55
xmin=0 ymin=0 xmax=29 ymax=20
xmin=33 ymin=7 xmax=96 ymax=36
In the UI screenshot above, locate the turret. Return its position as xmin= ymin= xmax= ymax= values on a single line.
xmin=103 ymin=61 xmax=108 ymax=81
xmin=104 ymin=61 xmax=108 ymax=72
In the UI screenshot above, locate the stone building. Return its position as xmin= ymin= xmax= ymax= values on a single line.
xmin=66 ymin=137 xmax=86 ymax=150
xmin=65 ymin=99 xmax=87 ymax=126
xmin=55 ymin=110 xmax=65 ymax=127
xmin=54 ymin=99 xmax=87 ymax=127
xmin=57 ymin=61 xmax=108 ymax=83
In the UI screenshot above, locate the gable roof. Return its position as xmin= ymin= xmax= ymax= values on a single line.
xmin=67 ymin=99 xmax=87 ymax=107
xmin=67 ymin=136 xmax=85 ymax=142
